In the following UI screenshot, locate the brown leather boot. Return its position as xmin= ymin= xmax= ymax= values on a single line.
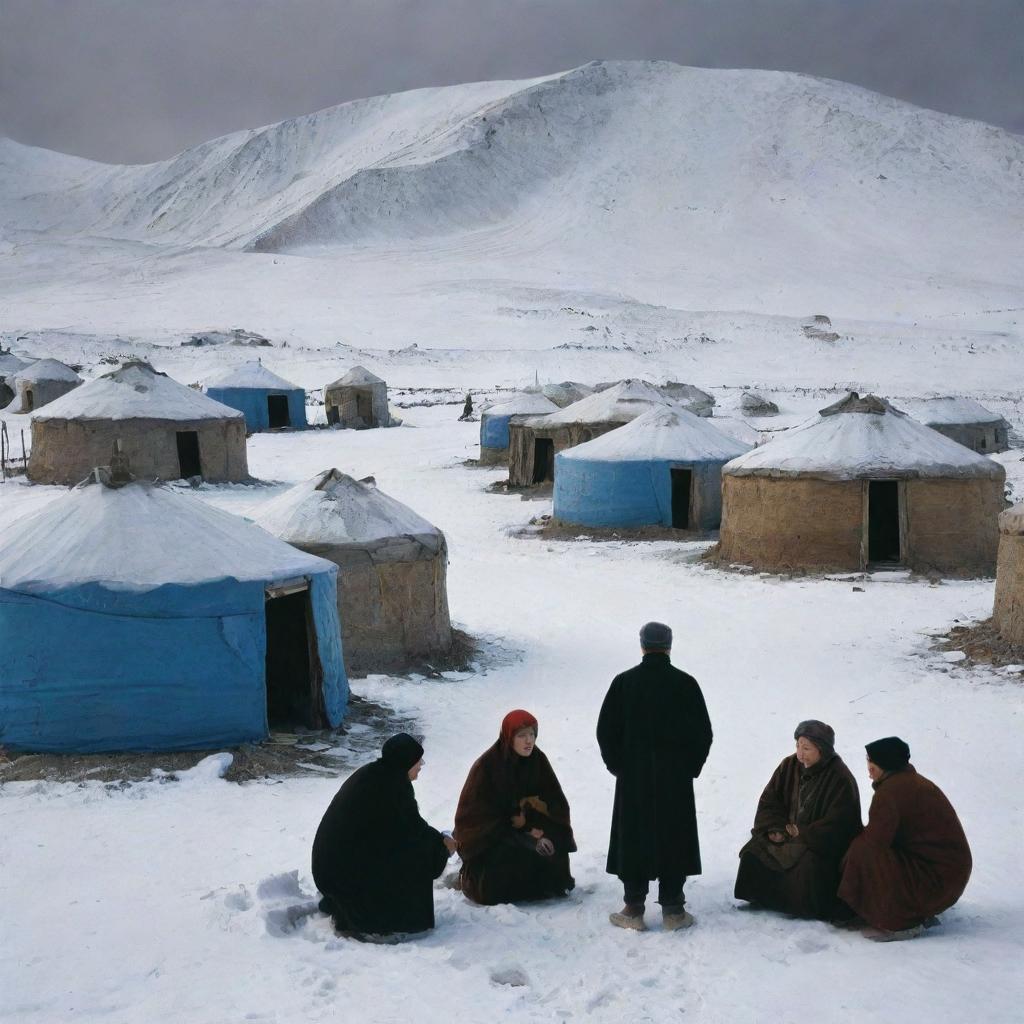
xmin=609 ymin=903 xmax=647 ymax=931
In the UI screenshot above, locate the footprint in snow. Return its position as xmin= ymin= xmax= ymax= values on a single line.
xmin=490 ymin=964 xmax=530 ymax=988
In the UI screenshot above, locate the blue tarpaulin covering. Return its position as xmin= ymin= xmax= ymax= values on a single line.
xmin=206 ymin=385 xmax=307 ymax=433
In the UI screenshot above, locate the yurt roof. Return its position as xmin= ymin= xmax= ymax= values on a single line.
xmin=542 ymin=381 xmax=594 ymax=406
xmin=0 ymin=481 xmax=332 ymax=595
xmin=529 ymin=379 xmax=676 ymax=427
xmin=999 ymin=503 xmax=1024 ymax=535
xmin=484 ymin=393 xmax=560 ymax=418
xmin=723 ymin=393 xmax=1005 ymax=481
xmin=560 ymin=406 xmax=751 ymax=463
xmin=0 ymin=352 xmax=29 ymax=376
xmin=255 ymin=468 xmax=443 ymax=547
xmin=905 ymin=396 xmax=1008 ymax=427
xmin=15 ymin=358 xmax=81 ymax=384
xmin=328 ymin=365 xmax=385 ymax=388
xmin=33 ymin=360 xmax=244 ymax=422
xmin=205 ymin=361 xmax=301 ymax=391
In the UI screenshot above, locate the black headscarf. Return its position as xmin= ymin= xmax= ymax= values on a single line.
xmin=381 ymin=733 xmax=424 ymax=773
xmin=865 ymin=736 xmax=911 ymax=771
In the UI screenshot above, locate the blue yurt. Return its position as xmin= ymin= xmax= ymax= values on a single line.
xmin=0 ymin=478 xmax=347 ymax=753
xmin=553 ymin=406 xmax=752 ymax=530
xmin=479 ymin=392 xmax=559 ymax=464
xmin=205 ymin=361 xmax=307 ymax=432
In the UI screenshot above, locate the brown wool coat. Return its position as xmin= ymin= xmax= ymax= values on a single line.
xmin=734 ymin=753 xmax=862 ymax=919
xmin=839 ymin=766 xmax=972 ymax=931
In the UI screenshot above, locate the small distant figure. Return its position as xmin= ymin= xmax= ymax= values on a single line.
xmin=455 ymin=709 xmax=576 ymax=904
xmin=734 ymin=720 xmax=861 ymax=919
xmin=459 ymin=393 xmax=474 ymax=420
xmin=311 ymin=733 xmax=456 ymax=941
xmin=836 ymin=737 xmax=972 ymax=942
xmin=597 ymin=622 xmax=713 ymax=932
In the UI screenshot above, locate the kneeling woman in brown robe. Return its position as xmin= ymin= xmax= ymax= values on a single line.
xmin=735 ymin=720 xmax=862 ymax=919
xmin=455 ymin=709 xmax=576 ymax=905
xmin=838 ymin=737 xmax=972 ymax=939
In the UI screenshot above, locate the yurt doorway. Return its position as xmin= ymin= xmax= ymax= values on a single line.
xmin=265 ymin=582 xmax=323 ymax=728
xmin=267 ymin=394 xmax=290 ymax=429
xmin=24 ymin=388 xmax=34 ymax=411
xmin=671 ymin=469 xmax=692 ymax=529
xmin=176 ymin=431 xmax=202 ymax=478
xmin=868 ymin=480 xmax=902 ymax=565
xmin=532 ymin=438 xmax=555 ymax=483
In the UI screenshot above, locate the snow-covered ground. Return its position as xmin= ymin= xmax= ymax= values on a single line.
xmin=2 ymin=409 xmax=1023 ymax=1024
xmin=2 ymin=58 xmax=1024 ymax=1023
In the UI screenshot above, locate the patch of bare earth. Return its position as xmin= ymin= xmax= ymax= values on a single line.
xmin=935 ymin=618 xmax=1024 ymax=672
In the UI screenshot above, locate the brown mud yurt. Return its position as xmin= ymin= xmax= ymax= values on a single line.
xmin=15 ymin=359 xmax=82 ymax=412
xmin=905 ymin=397 xmax=1010 ymax=454
xmin=507 ymin=379 xmax=681 ymax=487
xmin=256 ymin=469 xmax=452 ymax=675
xmin=28 ymin=360 xmax=249 ymax=485
xmin=324 ymin=366 xmax=389 ymax=428
xmin=993 ymin=505 xmax=1024 ymax=646
xmin=715 ymin=393 xmax=1005 ymax=576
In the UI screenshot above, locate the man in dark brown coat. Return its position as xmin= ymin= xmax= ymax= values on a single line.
xmin=838 ymin=736 xmax=972 ymax=942
xmin=597 ymin=621 xmax=713 ymax=932
xmin=734 ymin=720 xmax=862 ymax=919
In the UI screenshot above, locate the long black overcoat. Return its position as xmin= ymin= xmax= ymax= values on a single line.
xmin=597 ymin=653 xmax=713 ymax=879
xmin=311 ymin=759 xmax=449 ymax=935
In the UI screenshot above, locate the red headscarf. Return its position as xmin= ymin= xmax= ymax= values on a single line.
xmin=500 ymin=709 xmax=538 ymax=747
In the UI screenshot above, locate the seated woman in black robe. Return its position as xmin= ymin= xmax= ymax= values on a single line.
xmin=312 ymin=733 xmax=455 ymax=939
xmin=455 ymin=709 xmax=576 ymax=905
xmin=734 ymin=720 xmax=862 ymax=920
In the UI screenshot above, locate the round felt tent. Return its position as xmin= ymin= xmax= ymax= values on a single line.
xmin=324 ymin=366 xmax=389 ymax=428
xmin=542 ymin=381 xmax=594 ymax=408
xmin=15 ymin=358 xmax=81 ymax=412
xmin=256 ymin=469 xmax=452 ymax=675
xmin=0 ymin=478 xmax=347 ymax=753
xmin=28 ymin=360 xmax=249 ymax=485
xmin=993 ymin=504 xmax=1024 ymax=646
xmin=479 ymin=392 xmax=559 ymax=464
xmin=205 ymin=361 xmax=307 ymax=432
xmin=507 ymin=379 xmax=680 ymax=487
xmin=0 ymin=351 xmax=29 ymax=404
xmin=554 ymin=406 xmax=752 ymax=529
xmin=716 ymin=392 xmax=1005 ymax=576
xmin=905 ymin=397 xmax=1010 ymax=454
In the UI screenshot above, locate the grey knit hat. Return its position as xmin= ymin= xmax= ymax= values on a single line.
xmin=794 ymin=720 xmax=835 ymax=757
xmin=640 ymin=621 xmax=673 ymax=650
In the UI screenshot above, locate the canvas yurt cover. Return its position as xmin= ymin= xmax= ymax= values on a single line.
xmin=0 ymin=480 xmax=347 ymax=752
xmin=205 ymin=361 xmax=307 ymax=432
xmin=993 ymin=504 xmax=1024 ymax=646
xmin=257 ymin=469 xmax=452 ymax=674
xmin=324 ymin=366 xmax=389 ymax=428
xmin=554 ymin=407 xmax=751 ymax=529
xmin=508 ymin=379 xmax=680 ymax=487
xmin=906 ymin=397 xmax=1010 ymax=454
xmin=28 ymin=360 xmax=249 ymax=485
xmin=15 ymin=358 xmax=81 ymax=412
xmin=542 ymin=381 xmax=594 ymax=408
xmin=479 ymin=393 xmax=559 ymax=464
xmin=717 ymin=393 xmax=1005 ymax=575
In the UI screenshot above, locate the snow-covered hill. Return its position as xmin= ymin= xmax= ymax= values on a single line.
xmin=1 ymin=60 xmax=1022 ymax=379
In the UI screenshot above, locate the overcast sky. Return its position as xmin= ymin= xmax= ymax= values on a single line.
xmin=2 ymin=0 xmax=1022 ymax=164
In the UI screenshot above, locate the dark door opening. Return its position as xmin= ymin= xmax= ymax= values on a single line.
xmin=326 ymin=403 xmax=339 ymax=425
xmin=671 ymin=468 xmax=692 ymax=529
xmin=24 ymin=388 xmax=34 ymax=411
xmin=176 ymin=430 xmax=202 ymax=478
xmin=868 ymin=480 xmax=901 ymax=564
xmin=267 ymin=394 xmax=290 ymax=428
xmin=532 ymin=438 xmax=555 ymax=483
xmin=265 ymin=588 xmax=320 ymax=729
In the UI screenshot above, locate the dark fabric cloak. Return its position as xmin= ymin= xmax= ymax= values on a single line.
xmin=455 ymin=740 xmax=576 ymax=905
xmin=596 ymin=653 xmax=713 ymax=880
xmin=734 ymin=752 xmax=862 ymax=919
xmin=311 ymin=758 xmax=450 ymax=936
xmin=838 ymin=765 xmax=972 ymax=931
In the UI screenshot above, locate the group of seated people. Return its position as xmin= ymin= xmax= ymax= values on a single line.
xmin=311 ymin=713 xmax=971 ymax=943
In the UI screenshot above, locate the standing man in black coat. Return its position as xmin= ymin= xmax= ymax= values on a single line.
xmin=597 ymin=622 xmax=713 ymax=932
xmin=312 ymin=733 xmax=456 ymax=940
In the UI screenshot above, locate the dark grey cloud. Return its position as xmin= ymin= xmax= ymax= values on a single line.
xmin=2 ymin=0 xmax=1022 ymax=164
